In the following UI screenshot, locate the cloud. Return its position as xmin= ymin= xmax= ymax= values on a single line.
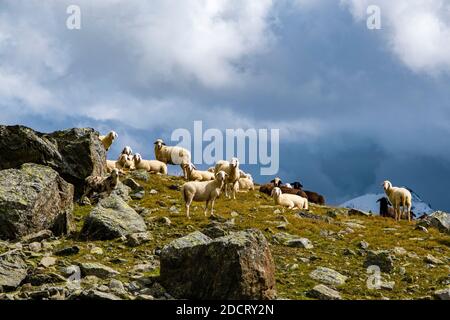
xmin=341 ymin=0 xmax=450 ymax=75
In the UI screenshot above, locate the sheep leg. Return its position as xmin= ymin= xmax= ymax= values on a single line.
xmin=204 ymin=200 xmax=210 ymax=217
xmin=210 ymin=198 xmax=216 ymax=217
xmin=185 ymin=197 xmax=193 ymax=219
xmin=232 ymin=182 xmax=237 ymax=200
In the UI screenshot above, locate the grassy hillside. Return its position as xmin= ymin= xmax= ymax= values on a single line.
xmin=6 ymin=172 xmax=449 ymax=300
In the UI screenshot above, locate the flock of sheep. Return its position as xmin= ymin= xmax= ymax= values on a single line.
xmin=89 ymin=131 xmax=413 ymax=222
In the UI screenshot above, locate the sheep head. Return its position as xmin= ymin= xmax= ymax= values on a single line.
xmin=122 ymin=146 xmax=132 ymax=155
xmin=271 ymin=177 xmax=282 ymax=187
xmin=133 ymin=153 xmax=142 ymax=164
xmin=382 ymin=180 xmax=392 ymax=191
xmin=154 ymin=139 xmax=166 ymax=150
xmin=109 ymin=131 xmax=118 ymax=140
xmin=271 ymin=187 xmax=282 ymax=198
xmin=215 ymin=171 xmax=228 ymax=183
xmin=291 ymin=181 xmax=303 ymax=189
xmin=230 ymin=157 xmax=239 ymax=168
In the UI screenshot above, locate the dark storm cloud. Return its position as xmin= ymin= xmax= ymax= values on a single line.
xmin=1 ymin=1 xmax=450 ymax=209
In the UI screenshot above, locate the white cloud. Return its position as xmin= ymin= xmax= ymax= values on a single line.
xmin=341 ymin=0 xmax=450 ymax=75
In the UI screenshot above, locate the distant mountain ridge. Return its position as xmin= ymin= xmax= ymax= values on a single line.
xmin=340 ymin=188 xmax=434 ymax=217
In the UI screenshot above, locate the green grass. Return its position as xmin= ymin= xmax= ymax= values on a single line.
xmin=27 ymin=173 xmax=450 ymax=299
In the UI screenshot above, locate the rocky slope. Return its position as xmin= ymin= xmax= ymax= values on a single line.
xmin=0 ymin=170 xmax=449 ymax=300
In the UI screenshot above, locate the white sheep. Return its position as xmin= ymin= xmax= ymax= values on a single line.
xmin=214 ymin=157 xmax=240 ymax=199
xmin=382 ymin=180 xmax=412 ymax=221
xmin=132 ymin=153 xmax=167 ymax=174
xmin=181 ymin=171 xmax=228 ymax=219
xmin=99 ymin=131 xmax=118 ymax=151
xmin=154 ymin=139 xmax=191 ymax=179
xmin=271 ymin=187 xmax=308 ymax=210
xmin=117 ymin=153 xmax=135 ymax=170
xmin=235 ymin=175 xmax=255 ymax=192
xmin=119 ymin=146 xmax=133 ymax=158
xmin=182 ymin=163 xmax=215 ymax=181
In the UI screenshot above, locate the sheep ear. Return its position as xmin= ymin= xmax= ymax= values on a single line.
xmin=270 ymin=179 xmax=275 ymax=183
xmin=162 ymin=142 xmax=166 ymax=146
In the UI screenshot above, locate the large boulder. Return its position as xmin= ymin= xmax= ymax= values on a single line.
xmin=80 ymin=195 xmax=147 ymax=240
xmin=0 ymin=125 xmax=106 ymax=197
xmin=160 ymin=229 xmax=277 ymax=300
xmin=0 ymin=250 xmax=29 ymax=292
xmin=417 ymin=211 xmax=450 ymax=235
xmin=0 ymin=163 xmax=75 ymax=240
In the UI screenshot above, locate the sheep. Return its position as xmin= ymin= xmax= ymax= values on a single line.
xmin=106 ymin=160 xmax=122 ymax=173
xmin=154 ymin=139 xmax=191 ymax=179
xmin=271 ymin=187 xmax=308 ymax=210
xmin=119 ymin=146 xmax=133 ymax=158
xmin=99 ymin=131 xmax=118 ymax=151
xmin=382 ymin=180 xmax=412 ymax=222
xmin=182 ymin=163 xmax=215 ymax=181
xmin=181 ymin=171 xmax=228 ymax=219
xmin=235 ymin=175 xmax=255 ymax=192
xmin=214 ymin=157 xmax=240 ymax=199
xmin=82 ymin=168 xmax=121 ymax=201
xmin=377 ymin=197 xmax=416 ymax=220
xmin=207 ymin=167 xmax=216 ymax=173
xmin=132 ymin=153 xmax=167 ymax=174
xmin=117 ymin=153 xmax=135 ymax=170
xmin=260 ymin=179 xmax=307 ymax=199
xmin=291 ymin=181 xmax=326 ymax=205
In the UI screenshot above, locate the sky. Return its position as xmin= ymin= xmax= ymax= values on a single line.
xmin=1 ymin=0 xmax=450 ymax=210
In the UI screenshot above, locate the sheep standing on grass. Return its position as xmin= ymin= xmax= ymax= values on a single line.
xmin=377 ymin=196 xmax=416 ymax=220
xmin=99 ymin=131 xmax=118 ymax=151
xmin=181 ymin=171 xmax=228 ymax=219
xmin=154 ymin=139 xmax=191 ymax=179
xmin=214 ymin=157 xmax=240 ymax=200
xmin=182 ymin=163 xmax=215 ymax=181
xmin=382 ymin=180 xmax=412 ymax=222
xmin=132 ymin=153 xmax=167 ymax=174
xmin=82 ymin=168 xmax=121 ymax=202
xmin=271 ymin=187 xmax=308 ymax=210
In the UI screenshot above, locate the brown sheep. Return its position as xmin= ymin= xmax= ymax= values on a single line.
xmin=291 ymin=181 xmax=326 ymax=205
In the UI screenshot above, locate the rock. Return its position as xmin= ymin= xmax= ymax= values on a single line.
xmin=169 ymin=206 xmax=179 ymax=214
xmin=201 ymin=222 xmax=235 ymax=239
xmin=309 ymin=267 xmax=348 ymax=286
xmin=230 ymin=211 xmax=239 ymax=217
xmin=20 ymin=230 xmax=53 ymax=243
xmin=0 ymin=163 xmax=75 ymax=240
xmin=122 ymin=178 xmax=143 ymax=192
xmin=130 ymin=190 xmax=145 ymax=200
xmin=126 ymin=232 xmax=151 ymax=247
xmin=307 ymin=284 xmax=342 ymax=300
xmin=348 ymin=208 xmax=371 ymax=217
xmin=343 ymin=248 xmax=356 ymax=256
xmin=434 ymin=288 xmax=450 ymax=300
xmin=131 ymin=263 xmax=159 ymax=273
xmin=79 ymin=262 xmax=119 ymax=279
xmin=129 ymin=170 xmax=150 ymax=182
xmin=343 ymin=222 xmax=365 ymax=229
xmin=392 ymin=247 xmax=407 ymax=256
xmin=0 ymin=250 xmax=28 ymax=291
xmin=359 ymin=241 xmax=369 ymax=250
xmin=418 ymin=211 xmax=450 ymax=235
xmin=364 ymin=250 xmax=394 ymax=273
xmin=28 ymin=242 xmax=42 ymax=252
xmin=80 ymin=195 xmax=147 ymax=240
xmin=90 ymin=247 xmax=104 ymax=255
xmin=54 ymin=246 xmax=80 ymax=256
xmin=0 ymin=125 xmax=106 ymax=198
xmin=380 ymin=281 xmax=395 ymax=291
xmin=61 ymin=265 xmax=81 ymax=278
xmin=272 ymin=232 xmax=313 ymax=249
xmin=149 ymin=189 xmax=158 ymax=195
xmin=296 ymin=211 xmax=332 ymax=222
xmin=160 ymin=229 xmax=277 ymax=300
xmin=109 ymin=279 xmax=125 ymax=291
xmin=424 ymin=254 xmax=444 ymax=265
xmin=273 ymin=209 xmax=282 ymax=214
xmin=110 ymin=182 xmax=131 ymax=202
xmin=415 ymin=225 xmax=428 ymax=233
xmin=78 ymin=289 xmax=121 ymax=300
xmin=24 ymin=272 xmax=66 ymax=286
xmin=168 ymin=184 xmax=180 ymax=191
xmin=40 ymin=256 xmax=57 ymax=268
